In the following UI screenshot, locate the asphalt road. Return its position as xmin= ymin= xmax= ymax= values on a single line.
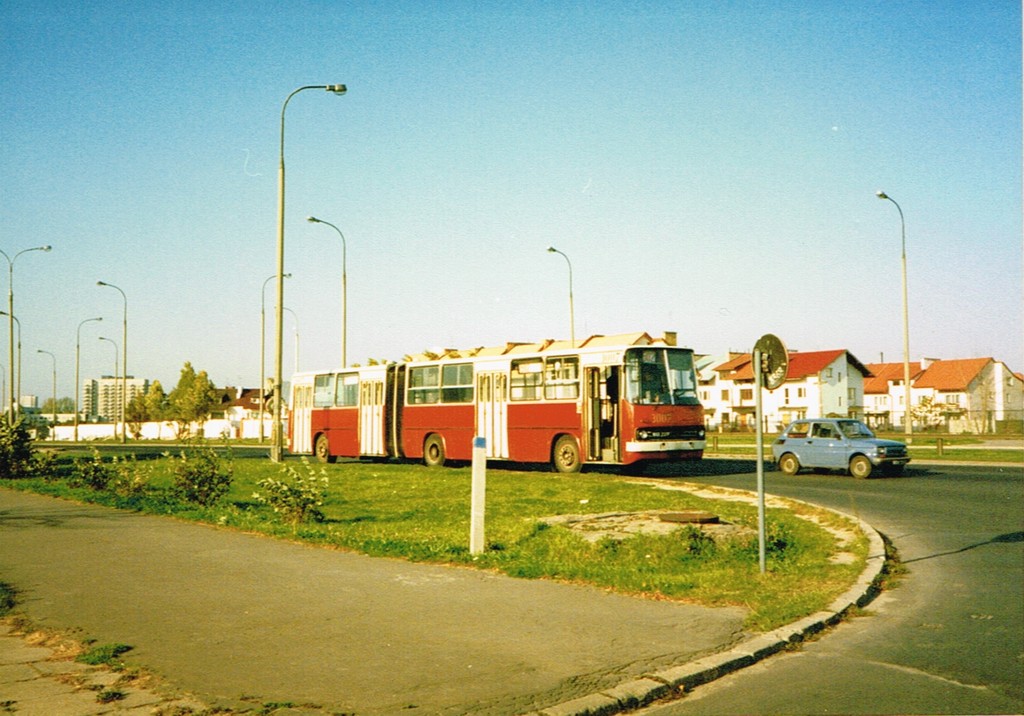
xmin=639 ymin=462 xmax=1024 ymax=716
xmin=0 ymin=485 xmax=749 ymax=715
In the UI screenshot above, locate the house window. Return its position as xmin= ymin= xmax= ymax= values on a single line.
xmin=721 ymin=389 xmax=729 ymax=401
xmin=798 ymin=388 xmax=806 ymax=398
xmin=740 ymin=389 xmax=753 ymax=401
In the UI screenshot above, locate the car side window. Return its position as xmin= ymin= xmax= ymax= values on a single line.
xmin=812 ymin=423 xmax=836 ymax=439
xmin=788 ymin=421 xmax=810 ymax=438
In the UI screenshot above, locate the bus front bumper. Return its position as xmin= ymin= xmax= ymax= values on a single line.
xmin=626 ymin=440 xmax=707 ymax=453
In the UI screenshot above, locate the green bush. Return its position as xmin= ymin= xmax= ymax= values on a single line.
xmin=167 ymin=441 xmax=233 ymax=506
xmin=109 ymin=454 xmax=152 ymax=499
xmin=253 ymin=458 xmax=329 ymax=525
xmin=70 ymin=448 xmax=114 ymax=490
xmin=0 ymin=415 xmax=35 ymax=479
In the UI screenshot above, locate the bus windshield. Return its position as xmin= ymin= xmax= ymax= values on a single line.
xmin=624 ymin=348 xmax=700 ymax=406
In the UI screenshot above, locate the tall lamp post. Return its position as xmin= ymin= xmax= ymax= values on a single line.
xmin=98 ymin=336 xmax=119 ymax=432
xmin=97 ymin=281 xmax=127 ymax=443
xmin=260 ymin=273 xmax=290 ymax=444
xmin=876 ymin=190 xmax=912 ymax=442
xmin=0 ymin=311 xmax=22 ymax=413
xmin=546 ymin=246 xmax=576 ymax=347
xmin=76 ymin=317 xmax=103 ymax=441
xmin=36 ymin=349 xmax=56 ymax=437
xmin=307 ymin=216 xmax=348 ymax=367
xmin=0 ymin=245 xmax=52 ymax=415
xmin=272 ymin=83 xmax=347 ymax=462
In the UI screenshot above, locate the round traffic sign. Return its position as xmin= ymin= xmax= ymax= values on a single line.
xmin=754 ymin=334 xmax=788 ymax=390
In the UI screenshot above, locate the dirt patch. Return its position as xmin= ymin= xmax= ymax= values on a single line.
xmin=540 ymin=509 xmax=755 ymax=543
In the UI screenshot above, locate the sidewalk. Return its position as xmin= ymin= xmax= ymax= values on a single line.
xmin=0 ymin=488 xmax=885 ymax=715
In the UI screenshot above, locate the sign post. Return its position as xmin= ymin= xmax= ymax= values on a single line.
xmin=753 ymin=334 xmax=788 ymax=575
xmin=470 ymin=436 xmax=487 ymax=555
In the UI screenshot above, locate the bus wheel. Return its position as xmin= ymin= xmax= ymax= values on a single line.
xmin=423 ymin=434 xmax=446 ymax=468
xmin=552 ymin=435 xmax=582 ymax=474
xmin=314 ymin=435 xmax=336 ymax=464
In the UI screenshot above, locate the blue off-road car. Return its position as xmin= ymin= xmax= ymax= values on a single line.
xmin=772 ymin=418 xmax=910 ymax=478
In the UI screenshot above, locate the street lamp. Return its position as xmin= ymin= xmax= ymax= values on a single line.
xmin=36 ymin=349 xmax=56 ymax=437
xmin=76 ymin=317 xmax=102 ymax=440
xmin=97 ymin=281 xmax=127 ymax=443
xmin=260 ymin=273 xmax=290 ymax=444
xmin=876 ymin=190 xmax=912 ymax=442
xmin=272 ymin=83 xmax=347 ymax=462
xmin=307 ymin=216 xmax=348 ymax=367
xmin=98 ymin=336 xmax=119 ymax=430
xmin=546 ymin=246 xmax=576 ymax=347
xmin=0 ymin=245 xmax=51 ymax=415
xmin=0 ymin=311 xmax=22 ymax=413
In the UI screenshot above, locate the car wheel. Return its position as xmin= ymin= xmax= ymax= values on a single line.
xmin=778 ymin=453 xmax=800 ymax=476
xmin=423 ymin=434 xmax=446 ymax=467
xmin=552 ymin=435 xmax=582 ymax=474
xmin=849 ymin=455 xmax=873 ymax=479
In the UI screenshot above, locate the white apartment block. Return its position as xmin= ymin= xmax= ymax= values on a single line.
xmin=81 ymin=376 xmax=149 ymax=421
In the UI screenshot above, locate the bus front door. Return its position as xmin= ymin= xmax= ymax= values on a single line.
xmin=585 ymin=366 xmax=619 ymax=463
xmin=476 ymin=372 xmax=508 ymax=459
xmin=359 ymin=379 xmax=385 ymax=455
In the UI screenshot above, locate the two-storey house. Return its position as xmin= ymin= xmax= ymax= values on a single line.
xmin=705 ymin=349 xmax=870 ymax=431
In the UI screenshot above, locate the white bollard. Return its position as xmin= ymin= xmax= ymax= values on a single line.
xmin=470 ymin=436 xmax=487 ymax=555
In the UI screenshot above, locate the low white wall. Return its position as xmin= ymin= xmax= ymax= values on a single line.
xmin=51 ymin=418 xmax=272 ymax=441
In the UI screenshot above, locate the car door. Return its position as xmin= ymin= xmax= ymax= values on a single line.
xmin=808 ymin=421 xmax=847 ymax=468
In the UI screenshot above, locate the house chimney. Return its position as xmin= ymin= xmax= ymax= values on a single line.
xmin=663 ymin=331 xmax=677 ymax=347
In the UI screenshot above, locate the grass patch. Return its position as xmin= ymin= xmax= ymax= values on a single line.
xmin=76 ymin=642 xmax=133 ymax=667
xmin=6 ymin=452 xmax=871 ymax=632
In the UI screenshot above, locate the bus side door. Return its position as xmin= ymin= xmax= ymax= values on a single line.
xmin=359 ymin=379 xmax=386 ymax=455
xmin=476 ymin=372 xmax=509 ymax=459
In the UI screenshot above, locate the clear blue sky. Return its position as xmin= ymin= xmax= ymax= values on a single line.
xmin=2 ymin=1 xmax=1020 ymax=402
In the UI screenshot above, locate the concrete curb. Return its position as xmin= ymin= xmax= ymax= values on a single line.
xmin=527 ymin=512 xmax=888 ymax=716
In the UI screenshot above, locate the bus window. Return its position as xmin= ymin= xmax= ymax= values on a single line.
xmin=313 ymin=374 xmax=335 ymax=408
xmin=441 ymin=363 xmax=473 ymax=403
xmin=666 ymin=350 xmax=700 ymax=405
xmin=408 ymin=365 xmax=440 ymax=404
xmin=510 ymin=358 xmax=543 ymax=401
xmin=625 ymin=348 xmax=699 ymax=405
xmin=544 ymin=356 xmax=579 ymax=400
xmin=335 ymin=373 xmax=359 ymax=406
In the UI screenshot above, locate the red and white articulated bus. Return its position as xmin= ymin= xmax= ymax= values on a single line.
xmin=288 ymin=331 xmax=706 ymax=472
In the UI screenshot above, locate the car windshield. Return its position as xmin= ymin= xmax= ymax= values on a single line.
xmin=624 ymin=347 xmax=700 ymax=405
xmin=838 ymin=421 xmax=875 ymax=439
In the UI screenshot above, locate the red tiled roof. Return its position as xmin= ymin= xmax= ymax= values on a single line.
xmin=714 ymin=350 xmax=869 ymax=382
xmin=714 ymin=354 xmax=752 ymax=375
xmin=914 ymin=358 xmax=992 ymax=391
xmin=864 ymin=362 xmax=924 ymax=394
